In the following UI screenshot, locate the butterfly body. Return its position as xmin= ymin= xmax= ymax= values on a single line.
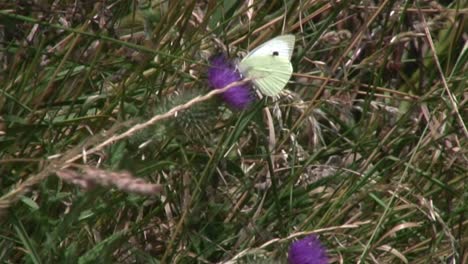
xmin=238 ymin=35 xmax=295 ymax=97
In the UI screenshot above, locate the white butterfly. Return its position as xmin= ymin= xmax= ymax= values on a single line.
xmin=238 ymin=35 xmax=295 ymax=97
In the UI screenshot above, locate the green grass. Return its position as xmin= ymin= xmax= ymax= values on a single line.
xmin=0 ymin=1 xmax=467 ymax=263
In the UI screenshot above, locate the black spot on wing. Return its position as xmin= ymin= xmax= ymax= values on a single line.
xmin=272 ymin=51 xmax=279 ymax=56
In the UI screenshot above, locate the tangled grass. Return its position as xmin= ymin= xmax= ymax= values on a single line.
xmin=0 ymin=1 xmax=466 ymax=263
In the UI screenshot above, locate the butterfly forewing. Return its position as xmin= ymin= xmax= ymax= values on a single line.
xmin=238 ymin=35 xmax=295 ymax=97
xmin=243 ymin=35 xmax=295 ymax=60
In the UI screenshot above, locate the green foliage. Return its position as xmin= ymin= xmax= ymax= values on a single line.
xmin=0 ymin=0 xmax=466 ymax=263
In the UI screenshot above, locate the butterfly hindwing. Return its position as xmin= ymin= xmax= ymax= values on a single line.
xmin=239 ymin=55 xmax=292 ymax=96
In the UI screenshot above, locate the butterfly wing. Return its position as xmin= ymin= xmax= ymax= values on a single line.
xmin=238 ymin=35 xmax=295 ymax=97
xmin=243 ymin=35 xmax=295 ymax=60
xmin=239 ymin=55 xmax=293 ymax=97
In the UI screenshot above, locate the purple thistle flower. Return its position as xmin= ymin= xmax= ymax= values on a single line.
xmin=288 ymin=234 xmax=329 ymax=264
xmin=207 ymin=54 xmax=254 ymax=109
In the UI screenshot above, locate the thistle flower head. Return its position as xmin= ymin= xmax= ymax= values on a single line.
xmin=288 ymin=234 xmax=329 ymax=264
xmin=207 ymin=54 xmax=254 ymax=109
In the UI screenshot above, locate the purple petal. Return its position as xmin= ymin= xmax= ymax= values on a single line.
xmin=207 ymin=54 xmax=254 ymax=109
xmin=288 ymin=235 xmax=329 ymax=264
